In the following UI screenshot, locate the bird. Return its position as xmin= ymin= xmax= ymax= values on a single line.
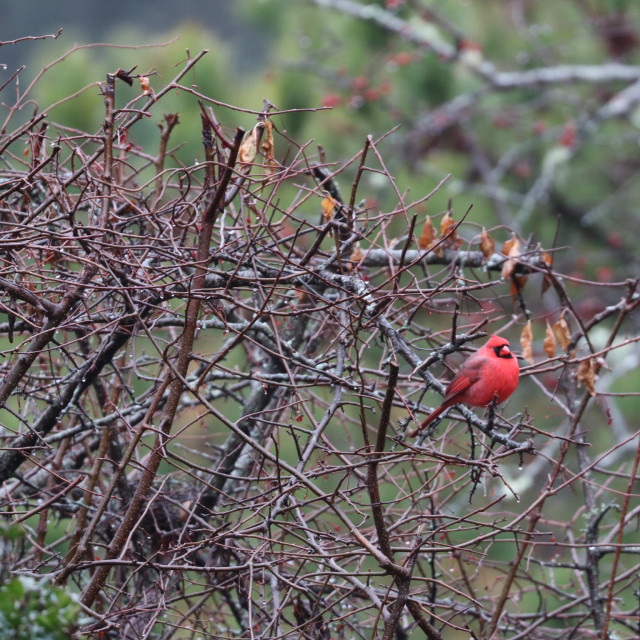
xmin=412 ymin=335 xmax=520 ymax=436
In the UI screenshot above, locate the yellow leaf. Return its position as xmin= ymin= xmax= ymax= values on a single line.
xmin=321 ymin=197 xmax=336 ymax=224
xmin=544 ymin=322 xmax=557 ymax=358
xmin=520 ymin=321 xmax=533 ymax=364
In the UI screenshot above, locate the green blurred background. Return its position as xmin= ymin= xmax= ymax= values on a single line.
xmin=5 ymin=0 xmax=640 ymax=282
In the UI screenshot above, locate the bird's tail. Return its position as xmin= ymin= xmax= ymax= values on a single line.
xmin=409 ymin=403 xmax=449 ymax=438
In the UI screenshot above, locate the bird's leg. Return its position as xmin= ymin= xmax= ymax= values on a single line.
xmin=483 ymin=393 xmax=503 ymax=450
xmin=467 ymin=426 xmax=482 ymax=503
xmin=486 ymin=393 xmax=500 ymax=429
xmin=467 ymin=419 xmax=477 ymax=461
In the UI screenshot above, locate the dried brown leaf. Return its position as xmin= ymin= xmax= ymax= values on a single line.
xmin=419 ymin=216 xmax=437 ymax=250
xmin=501 ymin=234 xmax=520 ymax=256
xmin=520 ymin=321 xmax=533 ymax=364
xmin=139 ymin=76 xmax=151 ymax=96
xmin=540 ymin=251 xmax=553 ymax=295
xmin=501 ymin=234 xmax=521 ymax=280
xmin=440 ymin=211 xmax=455 ymax=237
xmin=480 ymin=227 xmax=495 ymax=259
xmin=238 ymin=125 xmax=258 ymax=165
xmin=576 ymin=358 xmax=597 ymax=397
xmin=440 ymin=211 xmax=462 ymax=250
xmin=260 ymin=119 xmax=277 ymax=174
xmin=553 ymin=313 xmax=571 ymax=353
xmin=544 ymin=322 xmax=557 ymax=358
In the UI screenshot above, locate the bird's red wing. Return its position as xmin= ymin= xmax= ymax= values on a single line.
xmin=442 ymin=359 xmax=484 ymax=404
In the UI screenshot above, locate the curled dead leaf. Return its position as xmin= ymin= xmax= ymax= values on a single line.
xmin=501 ymin=234 xmax=520 ymax=257
xmin=501 ymin=234 xmax=521 ymax=280
xmin=552 ymin=313 xmax=571 ymax=353
xmin=139 ymin=76 xmax=151 ymax=96
xmin=520 ymin=321 xmax=533 ymax=364
xmin=238 ymin=125 xmax=259 ymax=165
xmin=540 ymin=251 xmax=553 ymax=295
xmin=260 ymin=119 xmax=277 ymax=174
xmin=440 ymin=211 xmax=455 ymax=237
xmin=480 ymin=227 xmax=495 ymax=259
xmin=179 ymin=500 xmax=193 ymax=523
xmin=544 ymin=322 xmax=557 ymax=358
xmin=419 ymin=215 xmax=437 ymax=250
xmin=441 ymin=211 xmax=462 ymax=247
xmin=576 ymin=358 xmax=597 ymax=397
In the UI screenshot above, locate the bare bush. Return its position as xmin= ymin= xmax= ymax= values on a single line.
xmin=0 ymin=40 xmax=639 ymax=640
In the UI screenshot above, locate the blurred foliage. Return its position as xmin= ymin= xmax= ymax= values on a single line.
xmin=235 ymin=0 xmax=640 ymax=280
xmin=25 ymin=24 xmax=257 ymax=166
xmin=0 ymin=573 xmax=84 ymax=640
xmin=19 ymin=0 xmax=640 ymax=281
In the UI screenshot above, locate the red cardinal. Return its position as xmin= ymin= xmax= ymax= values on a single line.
xmin=413 ymin=335 xmax=519 ymax=436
